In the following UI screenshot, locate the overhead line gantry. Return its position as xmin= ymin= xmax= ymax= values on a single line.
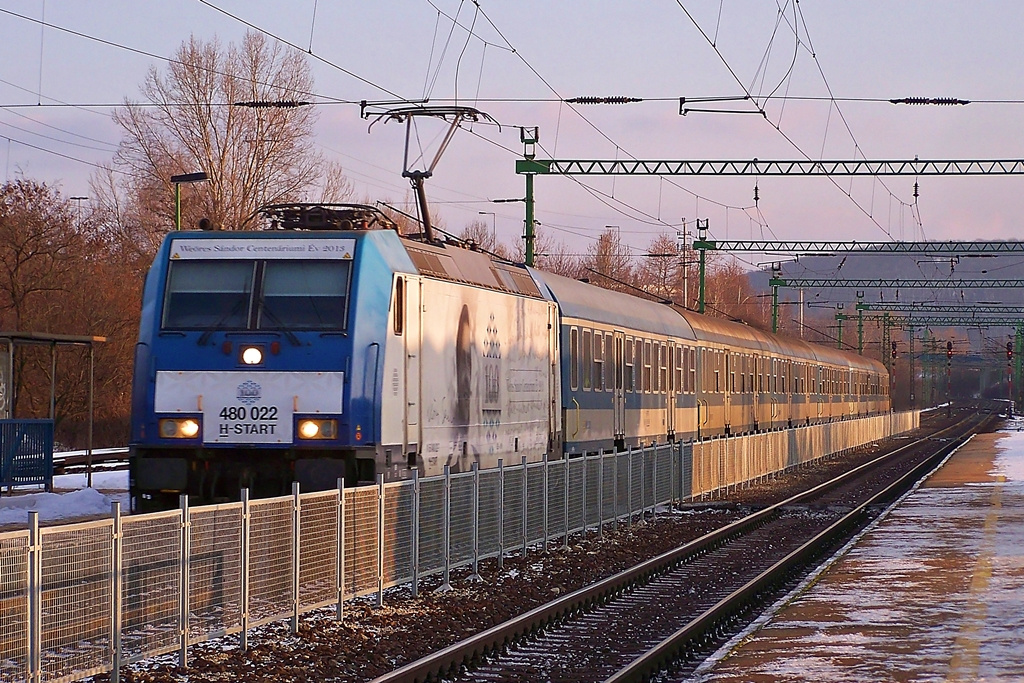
xmin=692 ymin=240 xmax=1024 ymax=255
xmin=515 ymin=158 xmax=1024 ymax=176
xmin=513 ymin=142 xmax=1024 ymax=315
xmin=830 ymin=311 xmax=1024 ymax=409
xmin=769 ymin=277 xmax=1024 ymax=335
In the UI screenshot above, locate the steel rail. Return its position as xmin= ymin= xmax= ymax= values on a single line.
xmin=368 ymin=412 xmax=977 ymax=683
xmin=603 ymin=411 xmax=990 ymax=683
xmin=53 ymin=446 xmax=129 ymax=470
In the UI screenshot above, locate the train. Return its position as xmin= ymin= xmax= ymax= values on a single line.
xmin=129 ymin=203 xmax=889 ymax=510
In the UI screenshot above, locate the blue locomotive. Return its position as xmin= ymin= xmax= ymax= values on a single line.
xmin=129 ymin=204 xmax=888 ymax=510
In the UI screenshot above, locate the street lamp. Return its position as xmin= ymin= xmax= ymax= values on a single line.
xmin=170 ymin=171 xmax=209 ymax=231
xmin=70 ymin=196 xmax=88 ymax=224
xmin=478 ymin=211 xmax=495 ymax=246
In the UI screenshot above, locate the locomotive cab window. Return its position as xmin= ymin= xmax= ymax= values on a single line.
xmin=163 ymin=260 xmax=254 ymax=329
xmin=258 ymin=261 xmax=350 ymax=330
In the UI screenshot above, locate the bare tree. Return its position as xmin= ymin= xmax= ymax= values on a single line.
xmin=704 ymin=258 xmax=769 ymax=328
xmin=635 ymin=233 xmax=684 ymax=304
xmin=581 ymin=227 xmax=634 ymax=293
xmin=0 ymin=180 xmax=82 ymax=330
xmin=109 ymin=31 xmax=339 ymax=237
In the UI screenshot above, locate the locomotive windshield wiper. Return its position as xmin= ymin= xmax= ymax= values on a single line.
xmin=256 ymin=298 xmax=302 ymax=346
xmin=197 ymin=297 xmax=248 ymax=346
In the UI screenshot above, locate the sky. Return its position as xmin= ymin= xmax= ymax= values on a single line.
xmin=2 ymin=1 xmax=1024 ymax=268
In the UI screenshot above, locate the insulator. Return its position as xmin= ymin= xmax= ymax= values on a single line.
xmin=889 ymin=97 xmax=970 ymax=106
xmin=565 ymin=96 xmax=642 ymax=105
xmin=233 ymin=100 xmax=311 ymax=108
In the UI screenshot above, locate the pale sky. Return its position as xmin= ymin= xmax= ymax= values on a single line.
xmin=2 ymin=1 xmax=1024 ymax=266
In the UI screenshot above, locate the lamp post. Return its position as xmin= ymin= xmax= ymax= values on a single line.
xmin=170 ymin=172 xmax=209 ymax=231
xmin=478 ymin=211 xmax=495 ymax=247
xmin=70 ymin=196 xmax=88 ymax=224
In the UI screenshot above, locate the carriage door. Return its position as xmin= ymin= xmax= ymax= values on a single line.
xmin=666 ymin=342 xmax=677 ymax=439
xmin=613 ymin=330 xmax=626 ymax=441
xmin=402 ymin=276 xmax=422 ymax=457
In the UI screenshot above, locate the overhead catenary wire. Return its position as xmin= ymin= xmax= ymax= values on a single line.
xmin=671 ymin=0 xmax=919 ymax=242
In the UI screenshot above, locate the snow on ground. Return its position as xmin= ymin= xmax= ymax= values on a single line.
xmin=0 ymin=470 xmax=129 ymax=527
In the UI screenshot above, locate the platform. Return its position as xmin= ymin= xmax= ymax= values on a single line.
xmin=699 ymin=419 xmax=1024 ymax=682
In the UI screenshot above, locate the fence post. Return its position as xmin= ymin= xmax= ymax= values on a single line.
xmin=597 ymin=450 xmax=604 ymax=538
xmin=581 ymin=455 xmax=587 ymax=536
xmin=542 ymin=453 xmax=549 ymax=553
xmin=27 ymin=510 xmax=40 ymax=683
xmin=521 ymin=456 xmax=528 ymax=558
xmin=622 ymin=448 xmax=630 ymax=528
xmin=670 ymin=442 xmax=676 ymax=508
xmin=411 ymin=469 xmax=420 ymax=596
xmin=442 ymin=465 xmax=452 ymax=591
xmin=292 ymin=481 xmax=301 ymax=631
xmin=497 ymin=459 xmax=505 ymax=569
xmin=336 ymin=479 xmax=345 ymax=621
xmin=471 ymin=462 xmax=481 ymax=580
xmin=651 ymin=447 xmax=658 ymax=521
xmin=110 ymin=502 xmax=122 ymax=683
xmin=642 ymin=446 xmax=648 ymax=518
xmin=613 ymin=450 xmax=619 ymax=530
xmin=563 ymin=456 xmax=570 ymax=548
xmin=178 ymin=494 xmax=190 ymax=669
xmin=240 ymin=489 xmax=250 ymax=651
xmin=377 ymin=475 xmax=385 ymax=606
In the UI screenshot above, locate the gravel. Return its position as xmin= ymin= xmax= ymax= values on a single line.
xmin=88 ymin=438 xmax=904 ymax=683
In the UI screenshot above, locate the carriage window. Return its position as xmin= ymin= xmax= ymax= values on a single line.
xmin=630 ymin=339 xmax=638 ymax=393
xmin=688 ymin=348 xmax=696 ymax=393
xmin=593 ymin=332 xmax=604 ymax=391
xmin=163 ymin=260 xmax=254 ymax=329
xmin=258 ymin=260 xmax=351 ymax=330
xmin=643 ymin=341 xmax=652 ymax=393
xmin=615 ymin=336 xmax=623 ymax=391
xmin=660 ymin=343 xmax=668 ymax=393
xmin=625 ymin=337 xmax=634 ymax=392
xmin=393 ymin=277 xmax=404 ymax=335
xmin=583 ymin=329 xmax=592 ymax=389
xmin=570 ymin=328 xmax=579 ymax=390
xmin=673 ymin=346 xmax=682 ymax=392
xmin=606 ymin=334 xmax=615 ymax=391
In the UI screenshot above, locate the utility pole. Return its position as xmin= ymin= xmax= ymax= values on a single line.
xmin=857 ymin=292 xmax=865 ymax=355
xmin=946 ymin=340 xmax=953 ymax=416
xmin=836 ymin=311 xmax=847 ymax=349
xmin=696 ymin=219 xmax=709 ymax=314
xmin=521 ymin=127 xmax=539 ymax=266
xmin=770 ymin=263 xmax=781 ymax=333
xmin=1011 ymin=325 xmax=1019 ymax=413
xmin=909 ymin=325 xmax=916 ymax=408
xmin=799 ymin=289 xmax=805 ymax=338
xmin=678 ymin=222 xmax=689 ymax=309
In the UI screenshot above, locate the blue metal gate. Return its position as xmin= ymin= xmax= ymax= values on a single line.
xmin=0 ymin=419 xmax=54 ymax=491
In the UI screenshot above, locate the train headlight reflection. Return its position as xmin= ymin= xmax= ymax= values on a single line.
xmin=159 ymin=417 xmax=201 ymax=439
xmin=298 ymin=419 xmax=336 ymax=440
xmin=241 ymin=346 xmax=263 ymax=365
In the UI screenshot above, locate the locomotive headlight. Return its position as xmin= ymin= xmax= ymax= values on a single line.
xmin=159 ymin=417 xmax=201 ymax=439
xmin=241 ymin=346 xmax=264 ymax=365
xmin=298 ymin=418 xmax=336 ymax=440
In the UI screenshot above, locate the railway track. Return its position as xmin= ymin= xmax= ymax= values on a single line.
xmin=369 ymin=407 xmax=993 ymax=683
xmin=52 ymin=446 xmax=128 ymax=474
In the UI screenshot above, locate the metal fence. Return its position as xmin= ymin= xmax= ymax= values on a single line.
xmin=1 ymin=420 xmax=53 ymax=492
xmin=0 ymin=410 xmax=919 ymax=683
